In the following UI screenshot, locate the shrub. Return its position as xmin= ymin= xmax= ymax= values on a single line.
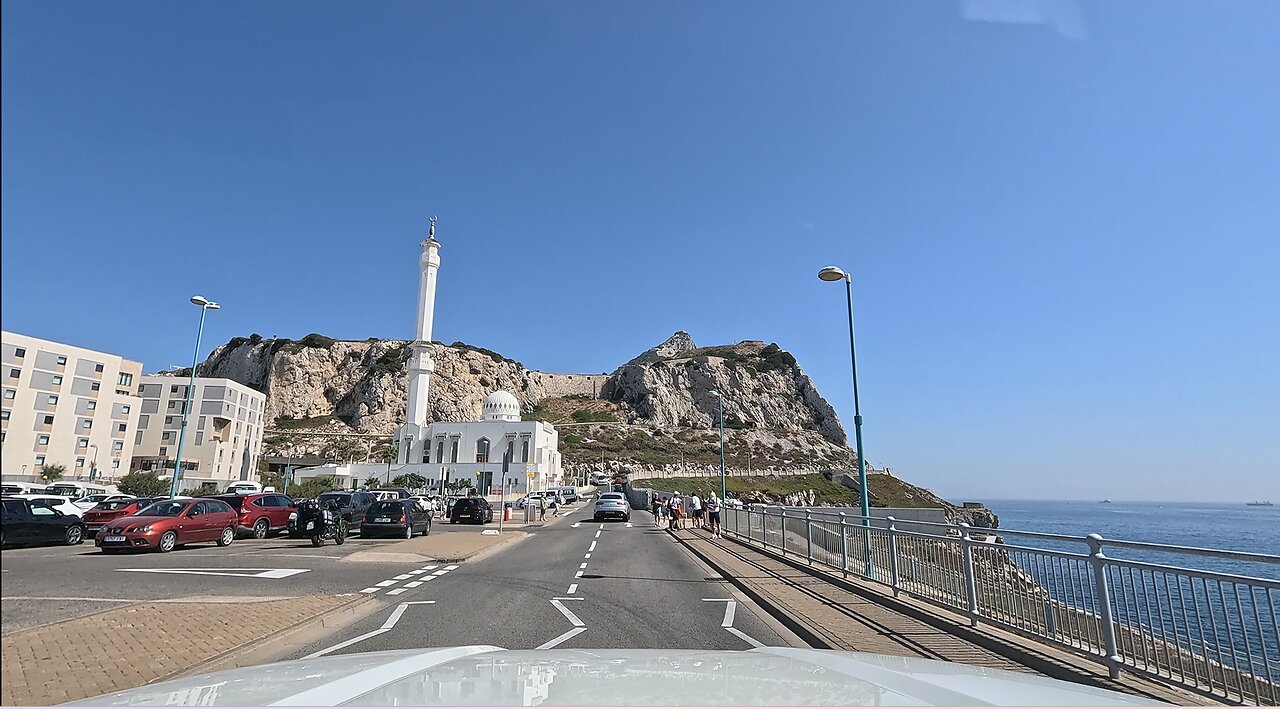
xmin=372 ymin=345 xmax=409 ymax=376
xmin=181 ymin=483 xmax=219 ymax=497
xmin=118 ymin=471 xmax=171 ymax=497
xmin=564 ymin=434 xmax=583 ymax=444
xmin=298 ymin=333 xmax=337 ymax=349
xmin=571 ymin=409 xmax=617 ymax=423
xmin=38 ymin=463 xmax=65 ymax=483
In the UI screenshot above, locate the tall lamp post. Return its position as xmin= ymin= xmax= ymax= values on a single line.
xmin=168 ymin=296 xmax=220 ymax=498
xmin=708 ymin=390 xmax=726 ymax=502
xmin=89 ymin=444 xmax=99 ymax=482
xmin=818 ymin=266 xmax=874 ymax=577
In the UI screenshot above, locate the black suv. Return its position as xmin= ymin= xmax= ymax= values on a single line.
xmin=450 ymin=497 xmax=493 ymax=524
xmin=290 ymin=491 xmax=376 ymax=533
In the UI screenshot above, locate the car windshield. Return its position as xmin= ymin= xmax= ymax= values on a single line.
xmin=136 ymin=501 xmax=187 ymax=517
xmin=600 ymin=494 xmax=624 ymax=501
xmin=368 ymin=501 xmax=405 ymax=514
xmin=77 ymin=494 xmax=110 ymax=503
xmin=317 ymin=493 xmax=351 ymax=507
xmin=93 ymin=500 xmax=137 ymax=511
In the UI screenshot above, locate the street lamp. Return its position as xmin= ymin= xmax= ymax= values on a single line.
xmin=168 ymin=295 xmax=221 ymax=498
xmin=708 ymin=390 xmax=726 ymax=502
xmin=818 ymin=266 xmax=874 ymax=577
xmin=89 ymin=444 xmax=99 ymax=482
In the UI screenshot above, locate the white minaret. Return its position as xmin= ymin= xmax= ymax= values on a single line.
xmin=400 ymin=217 xmax=441 ymax=463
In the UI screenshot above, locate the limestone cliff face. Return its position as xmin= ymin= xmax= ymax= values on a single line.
xmin=198 ymin=335 xmax=547 ymax=434
xmin=600 ymin=336 xmax=848 ymax=446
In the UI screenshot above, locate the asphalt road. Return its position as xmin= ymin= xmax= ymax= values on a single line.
xmin=0 ymin=524 xmax=467 ymax=633
xmin=288 ymin=501 xmax=806 ymax=656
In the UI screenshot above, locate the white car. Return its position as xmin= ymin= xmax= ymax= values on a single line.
xmin=10 ymin=494 xmax=83 ymax=517
xmin=72 ymin=494 xmax=135 ymax=510
xmin=516 ymin=492 xmax=547 ymax=510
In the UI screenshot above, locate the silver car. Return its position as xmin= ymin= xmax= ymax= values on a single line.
xmin=594 ymin=492 xmax=629 ymax=522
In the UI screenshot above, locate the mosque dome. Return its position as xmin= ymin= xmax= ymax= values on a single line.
xmin=481 ymin=390 xmax=521 ymax=422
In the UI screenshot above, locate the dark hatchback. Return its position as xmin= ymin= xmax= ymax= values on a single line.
xmin=1 ymin=496 xmax=86 ymax=547
xmin=450 ymin=497 xmax=493 ymax=524
xmin=361 ymin=499 xmax=431 ymax=538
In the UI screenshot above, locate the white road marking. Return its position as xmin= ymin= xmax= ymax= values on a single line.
xmin=375 ymin=580 xmax=397 ymax=587
xmin=405 ymin=581 xmax=423 ymax=588
xmin=117 ymin=568 xmax=309 ymax=579
xmin=584 ymin=554 xmax=591 ymax=559
xmin=594 ymin=530 xmax=601 ymax=539
xmin=588 ymin=541 xmax=597 ymax=552
xmin=303 ymin=601 xmax=436 ymax=659
xmin=536 ymin=626 xmax=586 ymax=650
xmin=579 ymin=563 xmax=588 ymax=569
xmin=599 ymin=523 xmax=605 ymax=530
xmin=386 ymin=588 xmax=408 ymax=596
xmin=567 ymin=583 xmax=578 ymax=594
xmin=702 ymin=598 xmax=764 ymax=647
xmin=417 ymin=574 xmax=436 ymax=582
xmin=393 ymin=574 xmax=413 ymax=580
xmin=550 ymin=599 xmax=585 ymax=627
xmin=432 ymin=570 xmax=448 ymax=575
xmin=727 ymin=627 xmax=765 ymax=647
xmin=359 ymin=587 xmax=379 ymax=594
xmin=445 ymin=565 xmax=459 ymax=570
xmin=625 ymin=523 xmax=633 ymax=528
xmin=574 ymin=570 xmax=583 ymax=578
xmin=571 ymin=522 xmax=582 ymax=528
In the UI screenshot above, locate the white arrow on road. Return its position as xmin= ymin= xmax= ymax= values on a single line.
xmin=538 ymin=598 xmax=587 ymax=649
xmin=571 ymin=522 xmax=582 ymax=528
xmin=304 ymin=601 xmax=436 ymax=658
xmin=625 ymin=522 xmax=633 ymax=528
xmin=117 ymin=568 xmax=309 ymax=579
xmin=702 ymin=598 xmax=763 ymax=647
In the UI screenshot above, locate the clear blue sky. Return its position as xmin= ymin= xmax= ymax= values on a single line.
xmin=3 ymin=1 xmax=1277 ymax=502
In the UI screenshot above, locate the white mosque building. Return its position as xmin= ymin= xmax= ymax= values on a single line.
xmin=294 ymin=219 xmax=563 ymax=495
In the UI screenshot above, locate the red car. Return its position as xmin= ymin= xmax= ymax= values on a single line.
xmin=82 ymin=497 xmax=165 ymax=538
xmin=96 ymin=498 xmax=238 ymax=553
xmin=212 ymin=493 xmax=296 ymax=538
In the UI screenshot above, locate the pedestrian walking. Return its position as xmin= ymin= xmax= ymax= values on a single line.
xmin=549 ymin=493 xmax=560 ymax=517
xmin=706 ymin=493 xmax=722 ymax=538
xmin=670 ymin=492 xmax=683 ymax=530
xmin=652 ymin=494 xmax=662 ymax=526
xmin=690 ymin=493 xmax=703 ymax=529
xmin=537 ymin=494 xmax=546 ymax=521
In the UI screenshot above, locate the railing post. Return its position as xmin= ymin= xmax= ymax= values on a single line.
xmin=805 ymin=509 xmax=813 ymax=565
xmin=780 ymin=509 xmax=788 ymax=557
xmin=959 ymin=523 xmax=980 ymax=627
xmin=839 ymin=512 xmax=849 ymax=577
xmin=746 ymin=506 xmax=752 ymax=542
xmin=1088 ymin=533 xmax=1123 ymax=679
xmin=887 ymin=516 xmax=901 ymax=597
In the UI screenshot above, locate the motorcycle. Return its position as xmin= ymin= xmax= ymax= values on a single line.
xmin=296 ymin=500 xmax=347 ymax=547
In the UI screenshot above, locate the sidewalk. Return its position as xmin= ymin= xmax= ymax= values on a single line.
xmin=0 ymin=594 xmax=362 ymax=705
xmin=670 ymin=527 xmax=1210 ymax=706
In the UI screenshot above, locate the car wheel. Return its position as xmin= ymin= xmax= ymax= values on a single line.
xmin=64 ymin=525 xmax=84 ymax=545
xmin=252 ymin=519 xmax=270 ymax=539
xmin=424 ymin=521 xmax=431 ymax=536
xmin=403 ymin=524 xmax=413 ymax=539
xmin=217 ymin=527 xmax=235 ymax=547
xmin=158 ymin=531 xmax=178 ymax=553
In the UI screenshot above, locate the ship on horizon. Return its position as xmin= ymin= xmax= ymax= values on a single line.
xmin=1246 ymin=500 xmax=1274 ymax=507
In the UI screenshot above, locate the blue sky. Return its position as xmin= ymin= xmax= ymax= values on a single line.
xmin=3 ymin=1 xmax=1276 ymax=502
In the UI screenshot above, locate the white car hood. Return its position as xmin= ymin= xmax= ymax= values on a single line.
xmin=68 ymin=647 xmax=1167 ymax=706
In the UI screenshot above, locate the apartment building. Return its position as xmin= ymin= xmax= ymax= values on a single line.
xmin=130 ymin=376 xmax=266 ymax=488
xmin=1 ymin=331 xmax=143 ymax=482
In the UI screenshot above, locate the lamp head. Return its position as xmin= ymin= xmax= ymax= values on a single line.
xmin=818 ymin=266 xmax=848 ymax=282
xmin=190 ymin=295 xmax=221 ymax=310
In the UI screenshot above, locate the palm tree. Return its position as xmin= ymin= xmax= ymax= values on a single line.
xmin=363 ymin=475 xmax=382 ymax=489
xmin=38 ymin=463 xmax=66 ymax=483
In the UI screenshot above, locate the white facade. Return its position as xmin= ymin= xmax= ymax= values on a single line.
xmin=130 ymin=376 xmax=266 ymax=488
xmin=298 ymin=391 xmax=563 ymax=495
xmin=1 ymin=331 xmax=143 ymax=483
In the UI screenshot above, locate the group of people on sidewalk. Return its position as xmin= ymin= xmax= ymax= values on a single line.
xmin=652 ymin=490 xmax=722 ymax=538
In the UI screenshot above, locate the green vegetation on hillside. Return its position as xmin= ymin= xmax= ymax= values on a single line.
xmin=274 ymin=415 xmax=336 ymax=429
xmin=571 ymin=408 xmax=617 ymax=423
xmin=629 ymin=473 xmax=946 ymax=509
xmin=371 ymin=344 xmax=409 ymax=375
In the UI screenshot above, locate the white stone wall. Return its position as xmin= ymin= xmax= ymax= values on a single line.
xmin=528 ymin=371 xmax=608 ymax=400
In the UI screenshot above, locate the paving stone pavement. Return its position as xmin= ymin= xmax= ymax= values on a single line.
xmin=1 ymin=594 xmax=355 ymax=706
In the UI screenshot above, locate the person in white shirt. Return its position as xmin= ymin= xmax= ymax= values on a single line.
xmin=690 ymin=494 xmax=704 ymax=529
xmin=705 ymin=493 xmax=722 ymax=538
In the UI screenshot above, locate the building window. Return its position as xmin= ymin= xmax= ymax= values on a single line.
xmin=505 ymin=440 xmax=515 ymax=463
xmin=162 ymin=431 xmax=172 ymax=442
xmin=118 ymin=423 xmax=126 ymax=433
xmin=117 ymin=372 xmax=133 ymax=386
xmin=94 ymin=363 xmax=104 ymax=373
xmin=436 ymin=441 xmax=445 ymax=464
xmin=111 ymin=460 xmax=119 ymax=469
xmin=475 ymin=437 xmax=490 ymax=463
xmin=450 ymin=440 xmax=459 ymax=463
xmin=170 ymin=385 xmax=180 ymax=395
xmin=47 ymin=395 xmax=58 ymax=405
xmin=77 ymin=438 xmax=88 ymax=448
xmin=134 ymin=431 xmax=143 ymax=445
xmin=194 ymin=431 xmax=203 ymax=445
xmin=76 ymin=457 xmax=85 ymax=468
xmin=422 ymin=447 xmax=430 ymax=464
xmin=159 ymin=446 xmax=167 ymax=456
xmin=56 ymin=356 xmax=67 ymax=366
xmin=86 ymin=401 xmax=96 ymax=410
xmin=0 ymin=410 xmax=9 ymax=421
xmin=38 ymin=435 xmax=50 ymax=445
xmin=35 ymin=455 xmax=46 ymax=465
xmin=14 ymin=348 xmax=24 ymax=358
xmin=82 ymin=420 xmax=92 ymax=429
xmin=8 ymin=369 xmax=19 ymax=378
xmin=52 ymin=375 xmax=62 ymax=385
xmin=165 ymin=416 xmax=175 ymax=426
xmin=91 ymin=382 xmax=100 ymax=392
xmin=113 ymin=441 xmax=123 ymax=451
xmin=521 ymin=440 xmax=530 ymax=463
xmin=138 ymin=415 xmax=149 ymax=428
xmin=43 ymin=415 xmax=54 ymax=425
xmin=3 ymin=390 xmax=13 ymax=400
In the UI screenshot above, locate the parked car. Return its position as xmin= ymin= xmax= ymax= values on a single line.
xmin=213 ymin=493 xmax=296 ymax=539
xmin=9 ymin=493 xmax=83 ymax=517
xmin=224 ymin=481 xmax=264 ymax=494
xmin=82 ymin=496 xmax=165 ymax=537
xmin=1 ymin=496 xmax=86 ymax=547
xmin=515 ymin=491 xmax=547 ymax=509
xmin=361 ymin=499 xmax=432 ymax=538
xmin=289 ymin=491 xmax=376 ymax=535
xmin=594 ymin=492 xmax=630 ymax=522
xmin=555 ymin=487 xmax=580 ymax=504
xmin=450 ymin=497 xmax=493 ymax=524
xmin=73 ymin=493 xmax=135 ymax=510
xmin=95 ymin=498 xmax=238 ymax=553
xmin=368 ymin=487 xmax=412 ymax=500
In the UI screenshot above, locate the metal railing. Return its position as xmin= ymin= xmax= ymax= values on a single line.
xmin=723 ymin=505 xmax=1280 ymax=705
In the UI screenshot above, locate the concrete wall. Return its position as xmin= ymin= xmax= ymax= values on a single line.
xmin=529 ymin=371 xmax=609 ymax=400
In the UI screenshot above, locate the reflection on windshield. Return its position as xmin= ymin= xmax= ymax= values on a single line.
xmin=95 ymin=500 xmax=136 ymax=511
xmin=137 ymin=502 xmax=187 ymax=517
xmin=318 ymin=494 xmax=351 ymax=507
